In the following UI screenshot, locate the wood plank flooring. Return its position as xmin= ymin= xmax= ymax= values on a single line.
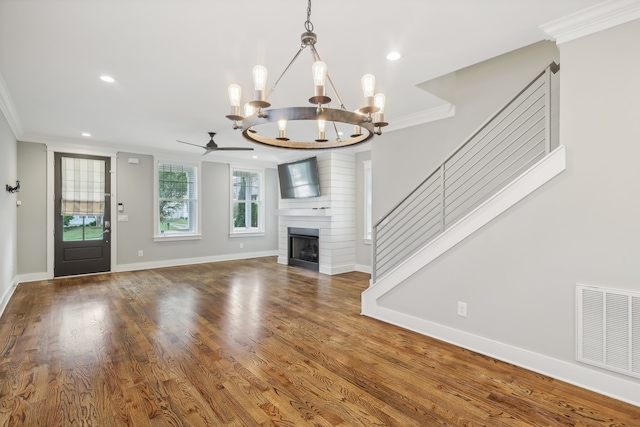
xmin=1 ymin=257 xmax=638 ymax=426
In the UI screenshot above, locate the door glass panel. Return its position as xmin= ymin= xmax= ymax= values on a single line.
xmin=63 ymin=215 xmax=104 ymax=241
xmin=60 ymin=157 xmax=106 ymax=241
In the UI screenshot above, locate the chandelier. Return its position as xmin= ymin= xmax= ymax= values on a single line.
xmin=225 ymin=0 xmax=388 ymax=149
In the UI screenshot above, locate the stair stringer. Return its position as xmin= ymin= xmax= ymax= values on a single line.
xmin=362 ymin=145 xmax=566 ymax=312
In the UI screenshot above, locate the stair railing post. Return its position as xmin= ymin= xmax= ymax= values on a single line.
xmin=372 ymin=223 xmax=378 ymax=283
xmin=440 ymin=163 xmax=446 ymax=232
xmin=544 ymin=65 xmax=552 ymax=155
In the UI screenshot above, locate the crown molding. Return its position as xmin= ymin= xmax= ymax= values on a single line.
xmin=386 ymin=103 xmax=455 ymax=133
xmin=0 ymin=72 xmax=23 ymax=138
xmin=540 ymin=0 xmax=640 ymax=44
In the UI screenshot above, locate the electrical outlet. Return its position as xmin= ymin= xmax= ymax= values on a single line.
xmin=138 ymin=250 xmax=143 ymax=257
xmin=239 ymin=243 xmax=243 ymax=249
xmin=457 ymin=301 xmax=467 ymax=317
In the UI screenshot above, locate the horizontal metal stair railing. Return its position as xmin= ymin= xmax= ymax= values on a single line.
xmin=372 ymin=62 xmax=559 ymax=283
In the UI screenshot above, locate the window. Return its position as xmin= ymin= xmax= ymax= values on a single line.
xmin=364 ymin=160 xmax=372 ymax=243
xmin=230 ymin=166 xmax=265 ymax=236
xmin=154 ymin=161 xmax=200 ymax=240
xmin=60 ymin=157 xmax=106 ymax=242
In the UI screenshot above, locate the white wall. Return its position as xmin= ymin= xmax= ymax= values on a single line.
xmin=373 ymin=41 xmax=559 ymax=221
xmin=0 ymin=109 xmax=18 ymax=316
xmin=115 ymin=153 xmax=279 ymax=269
xmin=372 ymin=23 xmax=640 ymax=404
xmin=11 ymin=147 xmax=279 ymax=277
xmin=355 ymin=150 xmax=371 ymax=272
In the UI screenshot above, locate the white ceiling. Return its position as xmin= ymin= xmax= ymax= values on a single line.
xmin=0 ymin=0 xmax=603 ymax=164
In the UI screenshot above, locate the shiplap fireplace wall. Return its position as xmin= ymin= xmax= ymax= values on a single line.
xmin=277 ymin=151 xmax=356 ymax=275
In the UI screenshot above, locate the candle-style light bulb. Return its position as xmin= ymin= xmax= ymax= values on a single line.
xmin=361 ymin=74 xmax=376 ymax=98
xmin=309 ymin=61 xmax=331 ymax=105
xmin=316 ymin=119 xmax=327 ymax=142
xmin=252 ymin=65 xmax=268 ymax=91
xmin=244 ymin=103 xmax=255 ymax=117
xmin=351 ymin=109 xmax=364 ymax=137
xmin=276 ymin=119 xmax=289 ymax=141
xmin=250 ymin=65 xmax=270 ymax=109
xmin=373 ymin=93 xmax=388 ymax=130
xmin=312 ymin=61 xmax=327 ymax=86
xmin=244 ymin=103 xmax=256 ymax=133
xmin=226 ymin=83 xmax=243 ymax=121
xmin=374 ymin=93 xmax=386 ymax=113
xmin=228 ymin=84 xmax=241 ymax=107
xmin=359 ymin=74 xmax=378 ymax=114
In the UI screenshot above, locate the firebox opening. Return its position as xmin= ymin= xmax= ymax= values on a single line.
xmin=288 ymin=227 xmax=319 ymax=272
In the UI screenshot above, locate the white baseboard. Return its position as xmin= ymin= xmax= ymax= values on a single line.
xmin=0 ymin=276 xmax=19 ymax=319
xmin=116 ymin=250 xmax=278 ymax=272
xmin=361 ymin=304 xmax=640 ymax=408
xmin=320 ymin=263 xmax=356 ymax=276
xmin=355 ymin=264 xmax=372 ymax=274
xmin=279 ymin=257 xmax=370 ymax=276
xmin=16 ymin=272 xmax=50 ymax=283
xmin=15 ymin=252 xmax=280 ymax=279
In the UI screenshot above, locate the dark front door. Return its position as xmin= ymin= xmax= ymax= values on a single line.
xmin=54 ymin=153 xmax=111 ymax=277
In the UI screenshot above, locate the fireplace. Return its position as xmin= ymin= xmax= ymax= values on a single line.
xmin=288 ymin=227 xmax=319 ymax=272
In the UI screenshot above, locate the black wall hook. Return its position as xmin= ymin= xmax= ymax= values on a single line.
xmin=6 ymin=180 xmax=20 ymax=193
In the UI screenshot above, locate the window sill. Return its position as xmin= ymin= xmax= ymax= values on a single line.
xmin=363 ymin=238 xmax=372 ymax=246
xmin=230 ymin=231 xmax=265 ymax=238
xmin=154 ymin=233 xmax=202 ymax=242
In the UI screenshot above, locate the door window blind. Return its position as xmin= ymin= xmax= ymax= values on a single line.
xmin=61 ymin=157 xmax=106 ymax=216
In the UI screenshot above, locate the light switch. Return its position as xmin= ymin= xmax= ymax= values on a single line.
xmin=118 ymin=215 xmax=128 ymax=222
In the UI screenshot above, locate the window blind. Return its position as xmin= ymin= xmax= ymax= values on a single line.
xmin=61 ymin=157 xmax=106 ymax=216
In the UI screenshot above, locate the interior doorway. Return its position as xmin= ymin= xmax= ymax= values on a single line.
xmin=54 ymin=153 xmax=111 ymax=277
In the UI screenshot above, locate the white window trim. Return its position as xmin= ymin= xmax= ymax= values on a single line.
xmin=229 ymin=164 xmax=265 ymax=237
xmin=364 ymin=159 xmax=372 ymax=245
xmin=153 ymin=158 xmax=202 ymax=242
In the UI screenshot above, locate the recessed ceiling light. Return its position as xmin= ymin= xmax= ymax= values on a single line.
xmin=81 ymin=132 xmax=91 ymax=137
xmin=386 ymin=51 xmax=402 ymax=61
xmin=252 ymin=155 xmax=258 ymax=159
xmin=100 ymin=75 xmax=115 ymax=83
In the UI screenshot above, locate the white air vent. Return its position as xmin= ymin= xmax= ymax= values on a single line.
xmin=576 ymin=284 xmax=640 ymax=379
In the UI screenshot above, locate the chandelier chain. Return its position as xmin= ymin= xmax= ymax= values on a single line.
xmin=305 ymin=0 xmax=314 ymax=32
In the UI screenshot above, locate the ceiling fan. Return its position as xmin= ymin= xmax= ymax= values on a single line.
xmin=178 ymin=132 xmax=254 ymax=155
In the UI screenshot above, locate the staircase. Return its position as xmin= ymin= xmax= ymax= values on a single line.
xmin=363 ymin=62 xmax=565 ymax=310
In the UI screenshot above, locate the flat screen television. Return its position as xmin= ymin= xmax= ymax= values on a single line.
xmin=277 ymin=157 xmax=321 ymax=199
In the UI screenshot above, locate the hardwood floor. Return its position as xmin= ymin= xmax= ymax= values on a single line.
xmin=1 ymin=257 xmax=638 ymax=426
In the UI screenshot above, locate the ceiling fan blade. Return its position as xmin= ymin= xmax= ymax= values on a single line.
xmin=177 ymin=140 xmax=206 ymax=149
xmin=178 ymin=135 xmax=253 ymax=153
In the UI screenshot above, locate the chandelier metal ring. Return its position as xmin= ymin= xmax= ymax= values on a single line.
xmin=241 ymin=107 xmax=375 ymax=149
